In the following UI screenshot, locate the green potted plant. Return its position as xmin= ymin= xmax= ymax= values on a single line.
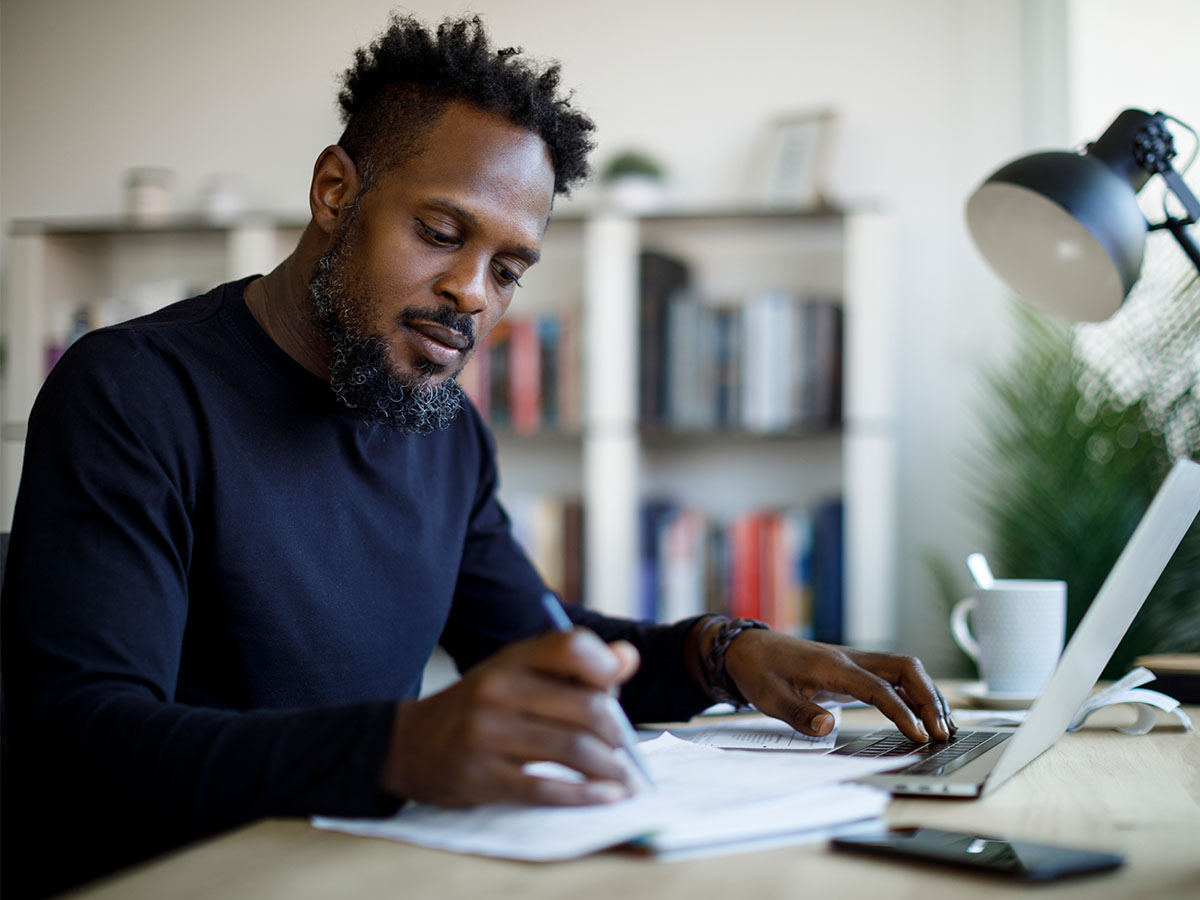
xmin=933 ymin=268 xmax=1199 ymax=679
xmin=600 ymin=148 xmax=667 ymax=212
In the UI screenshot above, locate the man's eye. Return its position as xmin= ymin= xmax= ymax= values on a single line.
xmin=493 ymin=263 xmax=522 ymax=288
xmin=417 ymin=221 xmax=459 ymax=246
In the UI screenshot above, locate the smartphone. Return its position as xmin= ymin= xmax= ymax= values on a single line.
xmin=830 ymin=827 xmax=1123 ymax=882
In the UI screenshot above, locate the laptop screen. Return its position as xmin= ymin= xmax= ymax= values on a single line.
xmin=984 ymin=457 xmax=1200 ymax=793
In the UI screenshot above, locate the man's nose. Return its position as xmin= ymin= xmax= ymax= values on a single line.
xmin=434 ymin=255 xmax=489 ymax=317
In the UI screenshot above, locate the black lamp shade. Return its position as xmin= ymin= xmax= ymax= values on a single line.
xmin=966 ymin=150 xmax=1149 ymax=322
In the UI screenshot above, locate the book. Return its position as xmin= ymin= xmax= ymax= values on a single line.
xmin=556 ymin=308 xmax=582 ymax=433
xmin=805 ymin=300 xmax=843 ymax=427
xmin=665 ymin=289 xmax=713 ymax=430
xmin=508 ymin=317 xmax=541 ymax=434
xmin=729 ymin=513 xmax=763 ymax=620
xmin=561 ymin=499 xmax=585 ymax=607
xmin=537 ymin=314 xmax=561 ymax=429
xmin=811 ymin=497 xmax=844 ymax=643
xmin=457 ymin=344 xmax=488 ymax=419
xmin=485 ymin=320 xmax=511 ymax=429
xmin=638 ymin=501 xmax=674 ymax=621
xmin=741 ymin=289 xmax=796 ymax=432
xmin=658 ymin=506 xmax=707 ymax=622
xmin=711 ymin=305 xmax=741 ymax=428
xmin=704 ymin=522 xmax=731 ymax=616
xmin=639 ymin=251 xmax=691 ymax=425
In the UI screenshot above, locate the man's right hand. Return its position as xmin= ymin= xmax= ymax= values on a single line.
xmin=379 ymin=628 xmax=641 ymax=807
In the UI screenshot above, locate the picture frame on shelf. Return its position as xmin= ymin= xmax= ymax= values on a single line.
xmin=746 ymin=108 xmax=838 ymax=210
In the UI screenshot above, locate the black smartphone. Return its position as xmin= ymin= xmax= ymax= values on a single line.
xmin=830 ymin=827 xmax=1124 ymax=882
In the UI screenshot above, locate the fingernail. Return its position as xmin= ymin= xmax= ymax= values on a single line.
xmin=586 ymin=781 xmax=630 ymax=803
xmin=938 ymin=716 xmax=950 ymax=738
xmin=916 ymin=725 xmax=930 ymax=741
xmin=812 ymin=713 xmax=834 ymax=735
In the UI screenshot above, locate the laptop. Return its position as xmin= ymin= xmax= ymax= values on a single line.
xmin=833 ymin=457 xmax=1200 ymax=798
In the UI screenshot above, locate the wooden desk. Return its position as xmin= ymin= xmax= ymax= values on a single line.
xmin=68 ymin=689 xmax=1200 ymax=900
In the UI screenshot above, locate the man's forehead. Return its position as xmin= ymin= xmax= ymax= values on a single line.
xmin=378 ymin=103 xmax=555 ymax=235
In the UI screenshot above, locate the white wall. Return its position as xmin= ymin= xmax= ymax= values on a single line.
xmin=5 ymin=0 xmax=1191 ymax=671
xmin=1068 ymin=0 xmax=1200 ymax=139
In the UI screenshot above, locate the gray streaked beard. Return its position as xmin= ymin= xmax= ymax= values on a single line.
xmin=307 ymin=227 xmax=466 ymax=432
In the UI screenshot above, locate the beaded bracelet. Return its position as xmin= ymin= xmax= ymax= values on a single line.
xmin=702 ymin=616 xmax=770 ymax=707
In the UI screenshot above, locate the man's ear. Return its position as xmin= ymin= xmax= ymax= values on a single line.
xmin=309 ymin=146 xmax=362 ymax=234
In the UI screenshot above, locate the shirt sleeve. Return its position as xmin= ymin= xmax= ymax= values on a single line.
xmin=438 ymin=406 xmax=713 ymax=723
xmin=0 ymin=332 xmax=400 ymax=889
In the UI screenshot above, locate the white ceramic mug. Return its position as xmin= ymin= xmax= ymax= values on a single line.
xmin=950 ymin=579 xmax=1066 ymax=695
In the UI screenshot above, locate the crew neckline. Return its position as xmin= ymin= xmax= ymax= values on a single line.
xmin=219 ymin=276 xmax=363 ymax=420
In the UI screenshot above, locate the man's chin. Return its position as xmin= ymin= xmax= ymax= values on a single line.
xmin=329 ymin=361 xmax=465 ymax=431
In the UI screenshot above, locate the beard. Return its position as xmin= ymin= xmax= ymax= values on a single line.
xmin=307 ymin=221 xmax=473 ymax=432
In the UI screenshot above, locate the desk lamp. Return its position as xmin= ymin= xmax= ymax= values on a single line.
xmin=965 ymin=108 xmax=1200 ymax=322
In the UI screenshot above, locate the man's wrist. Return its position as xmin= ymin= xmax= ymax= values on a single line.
xmin=685 ymin=616 xmax=723 ymax=697
xmin=692 ymin=616 xmax=770 ymax=707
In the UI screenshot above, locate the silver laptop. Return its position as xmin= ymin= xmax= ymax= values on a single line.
xmin=834 ymin=457 xmax=1200 ymax=798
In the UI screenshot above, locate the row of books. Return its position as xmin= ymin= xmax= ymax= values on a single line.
xmin=639 ymin=498 xmax=844 ymax=639
xmin=640 ymin=251 xmax=844 ymax=433
xmin=459 ymin=312 xmax=582 ymax=435
xmin=504 ymin=491 xmax=844 ymax=640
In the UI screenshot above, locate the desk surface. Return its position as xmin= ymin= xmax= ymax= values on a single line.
xmin=68 ymin=687 xmax=1200 ymax=900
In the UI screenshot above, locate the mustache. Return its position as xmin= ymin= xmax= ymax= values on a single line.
xmin=397 ymin=305 xmax=476 ymax=350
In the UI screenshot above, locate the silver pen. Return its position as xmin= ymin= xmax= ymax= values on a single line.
xmin=539 ymin=592 xmax=656 ymax=788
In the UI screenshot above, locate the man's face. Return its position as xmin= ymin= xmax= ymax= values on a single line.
xmin=309 ymin=102 xmax=555 ymax=429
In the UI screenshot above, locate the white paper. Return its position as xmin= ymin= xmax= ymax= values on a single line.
xmin=1068 ymin=686 xmax=1193 ymax=734
xmin=951 ymin=668 xmax=1192 ymax=734
xmin=312 ymin=733 xmax=902 ymax=861
xmin=696 ymin=694 xmax=867 ymax=717
xmin=666 ymin=707 xmax=841 ymax=750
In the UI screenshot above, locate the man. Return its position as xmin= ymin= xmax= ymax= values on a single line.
xmin=1 ymin=15 xmax=952 ymax=895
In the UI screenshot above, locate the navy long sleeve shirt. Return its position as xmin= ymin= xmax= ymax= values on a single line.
xmin=1 ymin=277 xmax=710 ymax=894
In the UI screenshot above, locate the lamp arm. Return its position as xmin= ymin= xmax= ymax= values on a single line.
xmin=1158 ymin=218 xmax=1200 ymax=275
xmin=1157 ymin=165 xmax=1200 ymax=222
xmin=1146 ymin=164 xmax=1200 ymax=276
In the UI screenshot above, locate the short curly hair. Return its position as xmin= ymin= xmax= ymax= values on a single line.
xmin=336 ymin=14 xmax=595 ymax=197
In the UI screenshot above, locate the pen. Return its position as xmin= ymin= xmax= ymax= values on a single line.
xmin=539 ymin=592 xmax=656 ymax=788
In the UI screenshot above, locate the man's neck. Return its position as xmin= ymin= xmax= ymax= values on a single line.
xmin=244 ymin=223 xmax=331 ymax=381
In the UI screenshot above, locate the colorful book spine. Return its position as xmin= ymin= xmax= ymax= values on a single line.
xmin=508 ymin=317 xmax=541 ymax=435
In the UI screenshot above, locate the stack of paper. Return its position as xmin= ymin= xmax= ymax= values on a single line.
xmin=313 ymin=733 xmax=909 ymax=860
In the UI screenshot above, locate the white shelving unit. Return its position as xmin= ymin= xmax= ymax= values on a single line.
xmin=1 ymin=206 xmax=897 ymax=649
xmin=576 ymin=209 xmax=897 ymax=649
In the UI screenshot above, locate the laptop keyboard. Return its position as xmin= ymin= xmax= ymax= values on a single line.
xmin=833 ymin=729 xmax=1011 ymax=777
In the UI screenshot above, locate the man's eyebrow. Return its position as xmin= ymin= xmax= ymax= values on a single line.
xmin=428 ymin=197 xmax=541 ymax=265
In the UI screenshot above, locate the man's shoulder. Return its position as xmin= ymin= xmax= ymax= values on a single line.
xmin=94 ymin=279 xmax=236 ymax=344
xmin=58 ymin=279 xmax=244 ymax=366
xmin=36 ymin=281 xmax=246 ymax=411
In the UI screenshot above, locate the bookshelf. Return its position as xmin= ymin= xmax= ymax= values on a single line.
xmin=575 ymin=209 xmax=896 ymax=649
xmin=1 ymin=206 xmax=896 ymax=649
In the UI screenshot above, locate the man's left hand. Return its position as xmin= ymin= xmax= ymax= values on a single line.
xmin=722 ymin=629 xmax=956 ymax=742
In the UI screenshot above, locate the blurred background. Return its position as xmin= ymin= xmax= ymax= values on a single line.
xmin=1 ymin=0 xmax=1197 ymax=675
